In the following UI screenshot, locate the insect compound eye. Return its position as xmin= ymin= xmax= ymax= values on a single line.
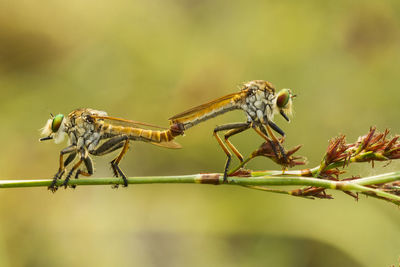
xmin=51 ymin=114 xmax=64 ymax=132
xmin=276 ymin=89 xmax=291 ymax=109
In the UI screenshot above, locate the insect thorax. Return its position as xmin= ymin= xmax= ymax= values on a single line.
xmin=65 ymin=109 xmax=106 ymax=151
xmin=240 ymin=85 xmax=276 ymax=123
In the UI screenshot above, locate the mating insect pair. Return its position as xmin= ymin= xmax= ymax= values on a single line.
xmin=40 ymin=80 xmax=295 ymax=191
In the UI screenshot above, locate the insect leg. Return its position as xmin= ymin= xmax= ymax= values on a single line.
xmin=72 ymin=156 xmax=94 ymax=189
xmin=63 ymin=149 xmax=88 ymax=188
xmin=268 ymin=120 xmax=285 ymax=137
xmin=65 ymin=136 xmax=126 ymax=188
xmin=64 ymin=151 xmax=77 ymax=167
xmin=110 ymin=136 xmax=130 ymax=187
xmin=252 ymin=125 xmax=279 ymax=158
xmin=224 ymin=123 xmax=251 ymax=162
xmin=214 ymin=122 xmax=250 ymax=182
xmin=75 ymin=156 xmax=94 ymax=178
xmin=264 ymin=123 xmax=287 ymax=162
xmin=49 ymin=145 xmax=77 ymax=192
xmin=90 ymin=136 xmax=127 ymax=156
xmin=254 ymin=122 xmax=288 ymax=165
xmin=89 ymin=136 xmax=127 ymax=179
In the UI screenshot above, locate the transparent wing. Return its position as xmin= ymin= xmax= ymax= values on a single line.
xmin=150 ymin=140 xmax=182 ymax=149
xmin=169 ymin=92 xmax=245 ymax=121
xmin=91 ymin=115 xmax=167 ymax=130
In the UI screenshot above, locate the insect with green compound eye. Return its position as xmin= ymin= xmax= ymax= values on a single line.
xmin=169 ymin=80 xmax=296 ymax=180
xmin=40 ymin=108 xmax=183 ymax=192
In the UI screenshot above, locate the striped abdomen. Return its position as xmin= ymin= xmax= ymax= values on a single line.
xmin=169 ymin=92 xmax=245 ymax=130
xmin=101 ymin=123 xmax=175 ymax=143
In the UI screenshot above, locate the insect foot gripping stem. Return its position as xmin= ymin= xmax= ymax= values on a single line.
xmin=110 ymin=159 xmax=128 ymax=188
xmin=48 ymin=168 xmax=66 ymax=192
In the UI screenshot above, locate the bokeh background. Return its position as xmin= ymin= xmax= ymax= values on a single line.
xmin=0 ymin=0 xmax=399 ymax=266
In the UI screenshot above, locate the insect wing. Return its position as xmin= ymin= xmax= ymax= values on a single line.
xmin=169 ymin=91 xmax=245 ymax=121
xmin=92 ymin=115 xmax=167 ymax=130
xmin=150 ymin=140 xmax=182 ymax=149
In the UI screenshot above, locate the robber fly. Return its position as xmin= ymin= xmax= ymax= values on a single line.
xmin=40 ymin=108 xmax=183 ymax=191
xmin=169 ymin=80 xmax=296 ymax=180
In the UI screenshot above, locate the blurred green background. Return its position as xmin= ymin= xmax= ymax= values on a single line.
xmin=0 ymin=0 xmax=400 ymax=266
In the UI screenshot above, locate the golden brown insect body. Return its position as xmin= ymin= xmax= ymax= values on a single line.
xmin=169 ymin=80 xmax=295 ymax=180
xmin=170 ymin=80 xmax=278 ymax=129
xmin=40 ymin=108 xmax=183 ymax=191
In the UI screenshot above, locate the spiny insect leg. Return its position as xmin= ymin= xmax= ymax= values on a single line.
xmin=63 ymin=159 xmax=83 ymax=188
xmin=214 ymin=122 xmax=250 ymax=182
xmin=109 ymin=136 xmax=130 ymax=187
xmin=63 ymin=149 xmax=88 ymax=188
xmin=264 ymin=123 xmax=288 ymax=163
xmin=90 ymin=136 xmax=128 ymax=186
xmin=254 ymin=124 xmax=288 ymax=165
xmin=49 ymin=145 xmax=77 ymax=192
xmin=72 ymin=156 xmax=94 ymax=189
xmin=224 ymin=124 xmax=251 ymax=162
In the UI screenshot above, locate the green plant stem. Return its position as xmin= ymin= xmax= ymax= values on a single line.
xmin=0 ymin=175 xmax=337 ymax=188
xmin=348 ymin=172 xmax=398 ymax=185
xmin=1 ymin=171 xmax=399 ymax=201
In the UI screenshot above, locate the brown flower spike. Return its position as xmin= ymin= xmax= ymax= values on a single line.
xmin=251 ymin=140 xmax=306 ymax=168
xmin=318 ymin=127 xmax=400 ymax=177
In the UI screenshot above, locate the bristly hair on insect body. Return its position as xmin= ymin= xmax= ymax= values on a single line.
xmin=40 ymin=108 xmax=182 ymax=192
xmin=169 ymin=80 xmax=297 ymax=180
xmin=40 ymin=114 xmax=67 ymax=144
